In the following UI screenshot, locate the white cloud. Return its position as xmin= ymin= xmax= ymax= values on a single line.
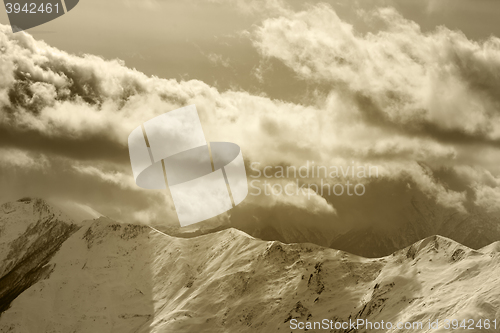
xmin=0 ymin=148 xmax=50 ymax=170
xmin=253 ymin=5 xmax=500 ymax=141
xmin=249 ymin=179 xmax=337 ymax=215
xmin=71 ymin=164 xmax=135 ymax=189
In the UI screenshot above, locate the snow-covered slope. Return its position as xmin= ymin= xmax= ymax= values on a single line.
xmin=481 ymin=241 xmax=500 ymax=255
xmin=0 ymin=208 xmax=499 ymax=332
xmin=0 ymin=198 xmax=79 ymax=313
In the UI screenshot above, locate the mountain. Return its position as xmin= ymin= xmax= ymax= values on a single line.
xmin=120 ymin=186 xmax=500 ymax=258
xmin=481 ymin=241 xmax=500 ymax=254
xmin=166 ymin=193 xmax=500 ymax=259
xmin=330 ymin=198 xmax=500 ymax=258
xmin=0 ymin=198 xmax=79 ymax=314
xmin=0 ymin=200 xmax=499 ymax=332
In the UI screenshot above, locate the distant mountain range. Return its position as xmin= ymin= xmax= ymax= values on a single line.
xmin=329 ymin=197 xmax=500 ymax=257
xmin=0 ymin=198 xmax=499 ymax=332
xmin=222 ymin=195 xmax=500 ymax=258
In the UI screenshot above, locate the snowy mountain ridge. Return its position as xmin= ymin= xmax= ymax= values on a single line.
xmin=0 ymin=198 xmax=79 ymax=314
xmin=0 ymin=199 xmax=499 ymax=332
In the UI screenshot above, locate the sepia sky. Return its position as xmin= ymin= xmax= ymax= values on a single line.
xmin=0 ymin=0 xmax=499 ymax=235
xmin=2 ymin=0 xmax=500 ymax=102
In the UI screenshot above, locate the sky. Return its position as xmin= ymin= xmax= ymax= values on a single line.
xmin=0 ymin=0 xmax=499 ymax=240
xmin=3 ymin=0 xmax=500 ymax=102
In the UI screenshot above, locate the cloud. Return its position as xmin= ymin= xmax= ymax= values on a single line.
xmin=473 ymin=184 xmax=500 ymax=214
xmin=204 ymin=0 xmax=288 ymax=15
xmin=253 ymin=5 xmax=500 ymax=145
xmin=0 ymin=147 xmax=50 ymax=170
xmin=206 ymin=53 xmax=231 ymax=68
xmin=248 ymin=178 xmax=337 ymax=215
xmin=0 ymin=0 xmax=499 ymax=231
xmin=0 ymin=24 xmax=345 ymax=223
xmin=71 ymin=164 xmax=135 ymax=189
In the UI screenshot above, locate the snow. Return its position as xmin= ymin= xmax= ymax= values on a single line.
xmin=0 ymin=198 xmax=75 ymax=278
xmin=45 ymin=198 xmax=103 ymax=223
xmin=0 ymin=202 xmax=499 ymax=332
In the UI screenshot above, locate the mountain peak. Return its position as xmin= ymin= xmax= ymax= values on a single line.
xmin=401 ymin=234 xmax=477 ymax=261
xmin=2 ymin=197 xmax=70 ymax=222
xmin=0 ymin=197 xmax=80 ymax=314
xmin=481 ymin=241 xmax=500 ymax=254
xmin=218 ymin=227 xmax=255 ymax=239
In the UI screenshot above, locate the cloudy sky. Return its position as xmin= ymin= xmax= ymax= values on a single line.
xmin=0 ymin=0 xmax=499 ymax=238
